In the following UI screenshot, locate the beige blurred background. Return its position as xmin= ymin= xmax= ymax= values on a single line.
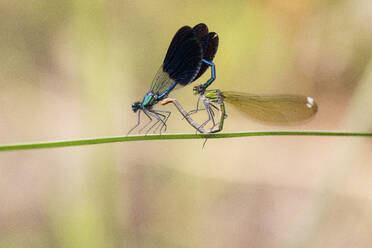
xmin=1 ymin=0 xmax=372 ymax=247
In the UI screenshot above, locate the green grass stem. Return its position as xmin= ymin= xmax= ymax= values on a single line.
xmin=0 ymin=130 xmax=371 ymax=152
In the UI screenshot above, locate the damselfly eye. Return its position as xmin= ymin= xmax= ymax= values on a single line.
xmin=132 ymin=102 xmax=141 ymax=112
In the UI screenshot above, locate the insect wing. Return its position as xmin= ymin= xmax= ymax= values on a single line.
xmin=223 ymin=91 xmax=318 ymax=124
xmin=149 ymin=65 xmax=175 ymax=95
xmin=162 ymin=25 xmax=203 ymax=86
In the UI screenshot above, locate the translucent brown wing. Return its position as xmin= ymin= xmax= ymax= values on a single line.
xmin=223 ymin=91 xmax=318 ymax=124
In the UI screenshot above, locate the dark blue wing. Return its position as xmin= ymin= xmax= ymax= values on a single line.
xmin=193 ymin=30 xmax=219 ymax=81
xmin=150 ymin=24 xmax=219 ymax=95
xmin=162 ymin=26 xmax=203 ymax=86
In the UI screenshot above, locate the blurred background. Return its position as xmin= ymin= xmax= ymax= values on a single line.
xmin=1 ymin=0 xmax=372 ymax=247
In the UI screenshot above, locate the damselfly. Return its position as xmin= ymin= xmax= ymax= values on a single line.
xmin=129 ymin=23 xmax=219 ymax=134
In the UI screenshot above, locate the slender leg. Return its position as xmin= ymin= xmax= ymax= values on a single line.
xmin=186 ymin=94 xmax=204 ymax=117
xmin=148 ymin=110 xmax=171 ymax=134
xmin=199 ymin=106 xmax=213 ymax=129
xmin=208 ymin=103 xmax=221 ymax=128
xmin=145 ymin=112 xmax=162 ymax=134
xmin=161 ymin=95 xmax=225 ymax=134
xmin=149 ymin=113 xmax=164 ymax=133
xmin=158 ymin=110 xmax=171 ymax=134
xmin=153 ymin=110 xmax=171 ymax=133
xmin=197 ymin=102 xmax=215 ymax=143
xmin=146 ymin=110 xmax=168 ymax=134
xmin=199 ymin=98 xmax=216 ymax=129
xmin=209 ymin=102 xmax=219 ymax=111
xmin=155 ymin=112 xmax=168 ymax=134
xmin=139 ymin=110 xmax=153 ymax=133
xmin=202 ymin=138 xmax=208 ymax=149
xmin=127 ymin=110 xmax=142 ymax=135
xmin=144 ymin=111 xmax=163 ymax=134
xmin=152 ymin=110 xmax=171 ymax=133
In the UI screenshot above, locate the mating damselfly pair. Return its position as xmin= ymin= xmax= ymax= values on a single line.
xmin=128 ymin=23 xmax=318 ymax=134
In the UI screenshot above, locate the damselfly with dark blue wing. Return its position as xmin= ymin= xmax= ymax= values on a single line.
xmin=129 ymin=23 xmax=219 ymax=134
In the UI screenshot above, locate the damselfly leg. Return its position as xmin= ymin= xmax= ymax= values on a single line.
xmin=145 ymin=109 xmax=171 ymax=134
xmin=127 ymin=111 xmax=142 ymax=135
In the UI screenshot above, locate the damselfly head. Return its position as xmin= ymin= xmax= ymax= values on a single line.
xmin=132 ymin=102 xmax=141 ymax=112
xmin=193 ymin=84 xmax=204 ymax=95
